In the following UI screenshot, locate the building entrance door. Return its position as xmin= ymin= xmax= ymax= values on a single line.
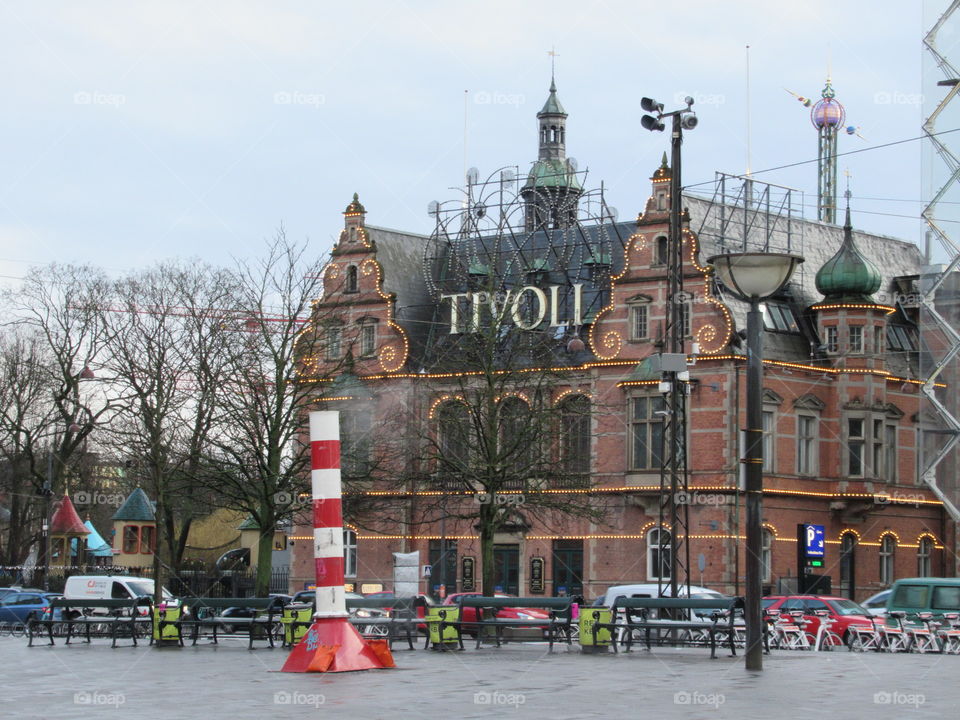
xmin=839 ymin=533 xmax=856 ymax=599
xmin=552 ymin=540 xmax=583 ymax=597
xmin=493 ymin=544 xmax=520 ymax=595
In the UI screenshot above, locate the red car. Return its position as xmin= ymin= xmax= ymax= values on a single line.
xmin=442 ymin=592 xmax=551 ymax=637
xmin=763 ymin=595 xmax=875 ymax=643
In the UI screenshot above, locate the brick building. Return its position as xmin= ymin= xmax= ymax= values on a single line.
xmin=290 ymin=80 xmax=955 ymax=602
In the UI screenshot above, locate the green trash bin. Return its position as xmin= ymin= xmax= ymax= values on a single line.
xmin=282 ymin=604 xmax=314 ymax=647
xmin=425 ymin=606 xmax=460 ymax=648
xmin=152 ymin=605 xmax=182 ymax=645
xmin=579 ymin=608 xmax=612 ymax=652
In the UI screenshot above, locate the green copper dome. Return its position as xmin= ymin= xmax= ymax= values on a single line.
xmin=815 ymin=205 xmax=882 ymax=302
xmin=538 ymin=78 xmax=566 ymax=116
xmin=523 ymin=158 xmax=582 ymax=190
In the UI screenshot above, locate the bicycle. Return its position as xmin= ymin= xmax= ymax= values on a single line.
xmin=767 ymin=609 xmax=810 ymax=650
xmin=935 ymin=613 xmax=960 ymax=654
xmin=807 ymin=609 xmax=843 ymax=651
xmin=905 ymin=612 xmax=940 ymax=654
xmin=848 ymin=612 xmax=907 ymax=652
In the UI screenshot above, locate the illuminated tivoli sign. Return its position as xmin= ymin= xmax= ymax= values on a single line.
xmin=441 ymin=284 xmax=584 ymax=334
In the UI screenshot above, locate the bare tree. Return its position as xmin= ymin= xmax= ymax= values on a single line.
xmin=0 ymin=329 xmax=58 ymax=565
xmin=99 ymin=261 xmax=234 ymax=598
xmin=2 ymin=264 xmax=126 ymax=581
xmin=205 ymin=230 xmax=332 ymax=596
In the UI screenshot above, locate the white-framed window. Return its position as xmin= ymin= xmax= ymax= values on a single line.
xmin=850 ymin=325 xmax=863 ymax=354
xmin=359 ymin=321 xmax=376 ymax=357
xmin=918 ymin=537 xmax=933 ymax=577
xmin=679 ymin=300 xmax=691 ymax=337
xmin=825 ymin=326 xmax=839 ymax=353
xmin=797 ymin=414 xmax=817 ymax=475
xmin=647 ymin=527 xmax=671 ymax=581
xmin=879 ymin=535 xmax=896 ymax=586
xmin=630 ymin=303 xmax=649 ymax=340
xmin=762 ymin=529 xmax=774 ymax=583
xmin=343 ymin=529 xmax=357 ymax=577
xmin=847 ymin=417 xmax=865 ymax=477
xmin=325 ymin=325 xmax=342 ymax=360
xmin=762 ymin=411 xmax=775 ymax=473
xmin=630 ymin=396 xmax=665 ymax=470
xmin=874 ymin=325 xmax=884 ymax=355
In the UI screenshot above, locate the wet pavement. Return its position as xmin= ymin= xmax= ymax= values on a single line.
xmin=2 ymin=634 xmax=957 ymax=719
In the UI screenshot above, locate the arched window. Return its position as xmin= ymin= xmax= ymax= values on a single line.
xmin=840 ymin=533 xmax=857 ymax=599
xmin=761 ymin=529 xmax=773 ymax=583
xmin=647 ymin=527 xmax=671 ymax=581
xmin=343 ymin=529 xmax=357 ymax=577
xmin=346 ymin=265 xmax=358 ymax=293
xmin=437 ymin=401 xmax=470 ymax=482
xmin=918 ymin=537 xmax=933 ymax=577
xmin=879 ymin=535 xmax=896 ymax=586
xmin=500 ymin=397 xmax=533 ymax=485
xmin=559 ymin=395 xmax=590 ymax=479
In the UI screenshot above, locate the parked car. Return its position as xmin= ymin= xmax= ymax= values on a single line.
xmin=887 ymin=577 xmax=960 ymax=618
xmin=861 ymin=589 xmax=892 ymax=616
xmin=442 ymin=592 xmax=551 ymax=637
xmin=763 ymin=595 xmax=874 ymax=642
xmin=0 ymin=591 xmax=61 ymax=624
xmin=291 ymin=590 xmax=387 ymax=618
xmin=602 ymin=583 xmax=727 ymax=608
xmin=0 ymin=587 xmax=44 ymax=601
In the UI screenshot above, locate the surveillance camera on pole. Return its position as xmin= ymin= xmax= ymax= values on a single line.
xmin=639 ymin=94 xmax=702 ymax=609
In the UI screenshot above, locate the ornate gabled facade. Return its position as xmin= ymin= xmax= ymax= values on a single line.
xmin=290 ymin=81 xmax=954 ymax=601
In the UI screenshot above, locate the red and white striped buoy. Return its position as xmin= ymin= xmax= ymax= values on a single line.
xmin=281 ymin=411 xmax=393 ymax=673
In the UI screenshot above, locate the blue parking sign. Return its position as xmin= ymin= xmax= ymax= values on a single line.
xmin=804 ymin=524 xmax=825 ymax=558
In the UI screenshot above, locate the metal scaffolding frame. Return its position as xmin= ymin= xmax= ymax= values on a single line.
xmin=921 ymin=0 xmax=960 ymax=523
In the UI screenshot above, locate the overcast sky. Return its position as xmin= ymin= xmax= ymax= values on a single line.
xmin=0 ymin=1 xmax=948 ymax=285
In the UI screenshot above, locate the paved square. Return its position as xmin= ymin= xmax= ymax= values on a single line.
xmin=1 ymin=636 xmax=956 ymax=719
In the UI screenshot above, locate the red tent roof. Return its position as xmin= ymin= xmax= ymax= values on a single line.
xmin=49 ymin=495 xmax=90 ymax=535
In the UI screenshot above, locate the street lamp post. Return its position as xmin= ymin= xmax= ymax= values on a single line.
xmin=708 ymin=252 xmax=803 ymax=671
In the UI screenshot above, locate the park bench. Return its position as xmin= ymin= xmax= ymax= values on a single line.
xmin=434 ymin=596 xmax=575 ymax=651
xmin=345 ymin=596 xmax=422 ymax=650
xmin=589 ymin=596 xmax=745 ymax=658
xmin=156 ymin=597 xmax=283 ymax=649
xmin=28 ymin=597 xmax=152 ymax=648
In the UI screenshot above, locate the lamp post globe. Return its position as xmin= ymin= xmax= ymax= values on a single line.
xmin=708 ymin=251 xmax=803 ymax=672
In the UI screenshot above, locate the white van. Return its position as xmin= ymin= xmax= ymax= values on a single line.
xmin=63 ymin=575 xmax=174 ymax=604
xmin=602 ymin=583 xmax=727 ymax=608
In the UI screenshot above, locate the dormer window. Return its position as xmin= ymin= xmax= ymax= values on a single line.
xmin=825 ymin=326 xmax=839 ymax=353
xmin=346 ymin=265 xmax=358 ymax=293
xmin=349 ymin=227 xmax=357 ymax=242
xmin=656 ymin=192 xmax=667 ymax=211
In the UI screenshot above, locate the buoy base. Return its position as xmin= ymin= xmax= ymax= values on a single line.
xmin=280 ymin=617 xmax=394 ymax=673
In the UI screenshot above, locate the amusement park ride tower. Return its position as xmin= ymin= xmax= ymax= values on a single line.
xmin=788 ymin=78 xmax=857 ymax=224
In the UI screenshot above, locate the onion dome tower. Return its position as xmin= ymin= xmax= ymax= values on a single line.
xmin=811 ymin=195 xmax=891 ymax=370
xmin=521 ymin=77 xmax=583 ymax=231
xmin=811 ymin=78 xmax=846 ymax=224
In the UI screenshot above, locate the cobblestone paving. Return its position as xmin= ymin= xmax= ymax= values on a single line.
xmin=1 ymin=636 xmax=956 ymax=719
